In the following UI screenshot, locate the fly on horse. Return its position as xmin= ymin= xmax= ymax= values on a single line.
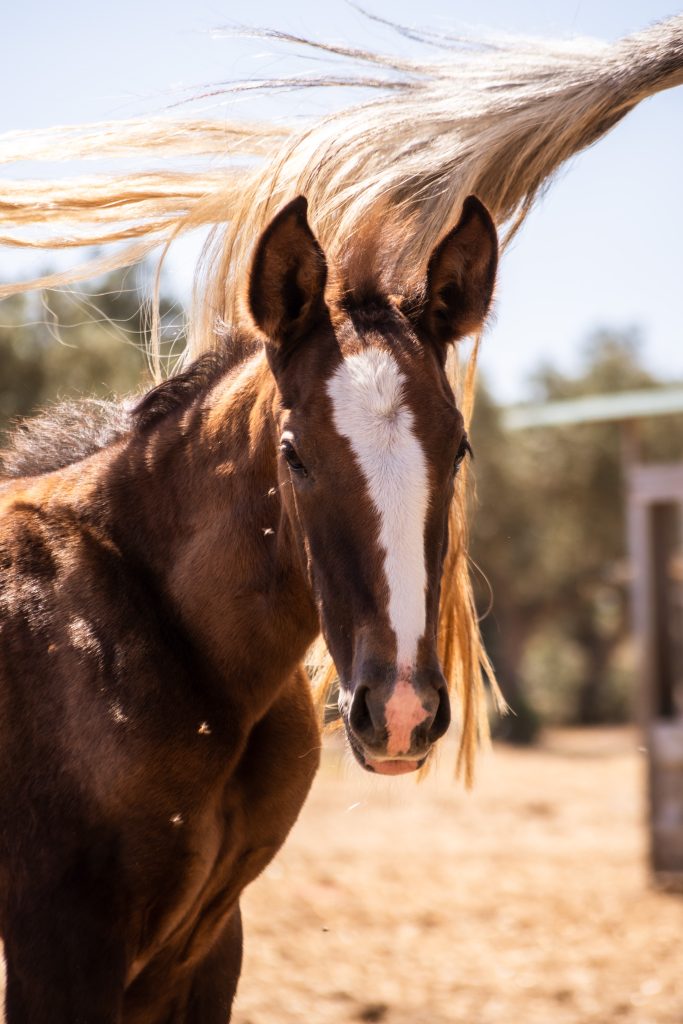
xmin=0 ymin=194 xmax=498 ymax=1022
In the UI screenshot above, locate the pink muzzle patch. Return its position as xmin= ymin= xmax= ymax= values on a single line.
xmin=383 ymin=678 xmax=430 ymax=756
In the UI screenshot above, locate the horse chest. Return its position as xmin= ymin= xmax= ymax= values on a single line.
xmin=127 ymin=688 xmax=318 ymax=984
xmin=127 ymin=792 xmax=252 ymax=980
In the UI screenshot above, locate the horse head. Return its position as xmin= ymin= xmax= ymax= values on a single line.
xmin=248 ymin=195 xmax=498 ymax=775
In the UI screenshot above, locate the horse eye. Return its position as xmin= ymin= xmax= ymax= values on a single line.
xmin=280 ymin=439 xmax=308 ymax=476
xmin=454 ymin=436 xmax=473 ymax=474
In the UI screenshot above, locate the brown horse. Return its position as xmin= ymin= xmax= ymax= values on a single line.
xmin=0 ymin=194 xmax=497 ymax=1022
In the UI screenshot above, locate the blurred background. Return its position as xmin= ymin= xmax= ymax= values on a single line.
xmin=2 ymin=3 xmax=683 ymax=1022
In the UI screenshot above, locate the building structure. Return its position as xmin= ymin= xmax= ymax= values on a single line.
xmin=503 ymin=387 xmax=683 ymax=886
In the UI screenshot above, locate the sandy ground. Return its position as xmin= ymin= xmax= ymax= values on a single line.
xmin=234 ymin=729 xmax=682 ymax=1024
xmin=1 ymin=728 xmax=681 ymax=1023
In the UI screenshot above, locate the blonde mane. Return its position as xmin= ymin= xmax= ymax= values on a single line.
xmin=2 ymin=15 xmax=683 ymax=782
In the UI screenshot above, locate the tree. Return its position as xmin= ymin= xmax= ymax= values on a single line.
xmin=0 ymin=266 xmax=184 ymax=439
xmin=469 ymin=329 xmax=683 ymax=740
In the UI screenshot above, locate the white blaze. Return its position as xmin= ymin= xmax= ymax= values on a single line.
xmin=327 ymin=349 xmax=429 ymax=668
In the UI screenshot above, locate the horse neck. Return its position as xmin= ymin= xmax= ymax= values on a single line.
xmin=109 ymin=352 xmax=319 ymax=716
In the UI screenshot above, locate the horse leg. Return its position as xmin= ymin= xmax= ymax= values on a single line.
xmin=4 ymin=931 xmax=125 ymax=1024
xmin=2 ymin=863 xmax=127 ymax=1024
xmin=182 ymin=906 xmax=243 ymax=1024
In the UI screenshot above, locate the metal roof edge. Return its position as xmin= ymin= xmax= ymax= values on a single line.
xmin=502 ymin=386 xmax=683 ymax=431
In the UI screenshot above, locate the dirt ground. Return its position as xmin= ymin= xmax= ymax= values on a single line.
xmin=1 ymin=728 xmax=681 ymax=1023
xmin=234 ymin=728 xmax=682 ymax=1024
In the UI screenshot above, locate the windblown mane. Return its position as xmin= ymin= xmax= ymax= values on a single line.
xmin=2 ymin=15 xmax=682 ymax=780
xmin=2 ymin=17 xmax=682 ymax=330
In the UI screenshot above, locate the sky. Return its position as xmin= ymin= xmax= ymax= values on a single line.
xmin=2 ymin=0 xmax=682 ymax=402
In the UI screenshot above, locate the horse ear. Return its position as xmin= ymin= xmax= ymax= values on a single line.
xmin=414 ymin=196 xmax=498 ymax=346
xmin=248 ymin=196 xmax=328 ymax=349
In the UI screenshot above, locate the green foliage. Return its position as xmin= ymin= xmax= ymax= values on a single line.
xmin=0 ymin=267 xmax=184 ymax=438
xmin=471 ymin=329 xmax=683 ymax=740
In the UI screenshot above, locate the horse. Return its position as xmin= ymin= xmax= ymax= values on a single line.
xmin=2 ymin=14 xmax=681 ymax=1021
xmin=0 ymin=192 xmax=498 ymax=1022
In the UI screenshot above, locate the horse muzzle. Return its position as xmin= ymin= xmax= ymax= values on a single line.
xmin=342 ymin=669 xmax=451 ymax=775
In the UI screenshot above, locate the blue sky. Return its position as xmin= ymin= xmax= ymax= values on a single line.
xmin=2 ymin=0 xmax=682 ymax=401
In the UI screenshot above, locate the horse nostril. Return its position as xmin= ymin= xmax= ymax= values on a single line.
xmin=428 ymin=687 xmax=451 ymax=742
xmin=349 ymin=686 xmax=373 ymax=741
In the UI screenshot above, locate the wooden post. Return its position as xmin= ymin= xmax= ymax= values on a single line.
xmin=627 ymin=462 xmax=683 ymax=887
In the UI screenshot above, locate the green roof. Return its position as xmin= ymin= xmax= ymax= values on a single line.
xmin=503 ymin=387 xmax=683 ymax=431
